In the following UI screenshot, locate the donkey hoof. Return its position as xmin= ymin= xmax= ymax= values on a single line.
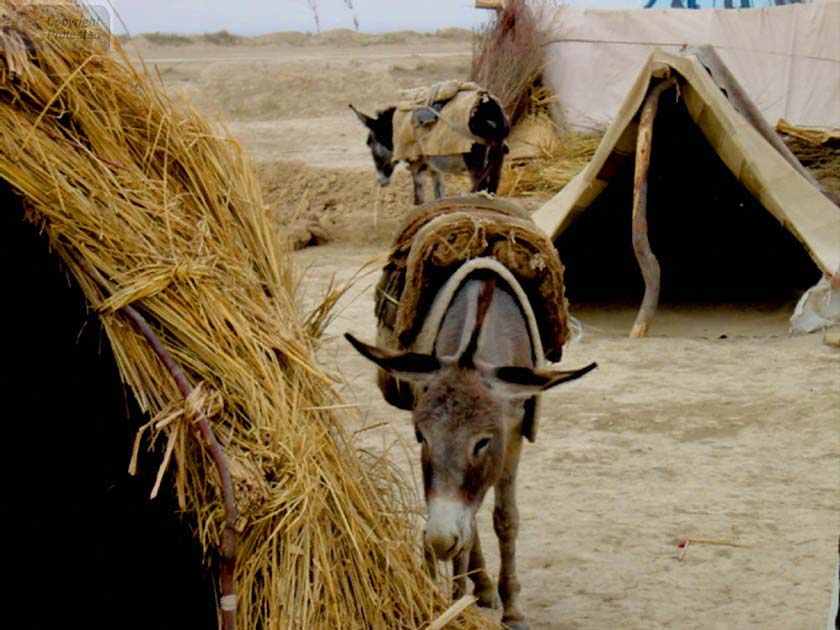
xmin=502 ymin=619 xmax=530 ymax=630
xmin=476 ymin=590 xmax=501 ymax=610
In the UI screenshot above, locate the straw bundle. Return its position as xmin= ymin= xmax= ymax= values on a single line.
xmin=471 ymin=0 xmax=556 ymax=127
xmin=498 ymin=132 xmax=601 ymax=198
xmin=0 ymin=3 xmax=490 ymax=628
xmin=445 ymin=130 xmax=598 ymax=200
xmin=470 ymin=3 xmax=596 ymax=199
xmin=782 ymin=136 xmax=840 ymax=202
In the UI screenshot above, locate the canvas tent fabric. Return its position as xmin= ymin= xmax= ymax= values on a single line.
xmin=539 ymin=2 xmax=840 ymax=133
xmin=532 ymin=49 xmax=840 ymax=282
xmin=790 ymin=274 xmax=840 ymax=334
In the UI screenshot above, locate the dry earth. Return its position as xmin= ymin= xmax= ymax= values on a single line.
xmin=130 ymin=32 xmax=839 ymax=630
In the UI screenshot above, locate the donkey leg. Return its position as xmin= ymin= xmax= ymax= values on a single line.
xmin=409 ymin=160 xmax=427 ymax=205
xmin=494 ymin=437 xmax=528 ymax=629
xmin=468 ymin=529 xmax=499 ymax=609
xmin=482 ymin=141 xmax=505 ymax=194
xmin=430 ymin=168 xmax=446 ymax=199
xmin=464 ymin=144 xmax=489 ymax=193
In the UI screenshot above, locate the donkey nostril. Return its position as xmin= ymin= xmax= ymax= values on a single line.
xmin=425 ymin=498 xmax=468 ymax=558
xmin=424 ymin=530 xmax=461 ymax=559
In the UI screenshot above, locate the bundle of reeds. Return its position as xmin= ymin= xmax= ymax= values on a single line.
xmin=471 ymin=0 xmax=549 ymax=127
xmin=0 ymin=3 xmax=491 ymax=628
xmin=782 ymin=136 xmax=840 ymax=201
xmin=499 ymin=132 xmax=601 ymax=198
xmin=471 ymin=2 xmax=594 ymax=198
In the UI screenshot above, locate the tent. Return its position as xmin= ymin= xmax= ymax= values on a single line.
xmin=539 ymin=2 xmax=840 ymax=133
xmin=532 ymin=48 xmax=840 ymax=333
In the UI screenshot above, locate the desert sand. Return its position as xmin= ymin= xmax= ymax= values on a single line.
xmin=130 ymin=32 xmax=838 ymax=629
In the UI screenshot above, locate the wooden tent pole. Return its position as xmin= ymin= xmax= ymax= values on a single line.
xmin=630 ymin=77 xmax=676 ymax=338
xmin=122 ymin=304 xmax=239 ymax=630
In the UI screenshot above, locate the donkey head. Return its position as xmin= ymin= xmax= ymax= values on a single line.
xmin=345 ymin=284 xmax=596 ymax=560
xmin=350 ymin=104 xmax=396 ymax=186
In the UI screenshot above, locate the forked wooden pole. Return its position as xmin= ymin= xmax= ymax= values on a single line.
xmin=630 ymin=77 xmax=676 ymax=338
xmin=121 ymin=304 xmax=238 ymax=630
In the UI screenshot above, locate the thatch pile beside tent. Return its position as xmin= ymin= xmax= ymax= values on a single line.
xmin=471 ymin=0 xmax=567 ymax=164
xmin=0 ymin=3 xmax=491 ymax=628
xmin=467 ymin=0 xmax=601 ymax=202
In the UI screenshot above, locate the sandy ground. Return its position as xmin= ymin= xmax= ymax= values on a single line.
xmin=131 ymin=35 xmax=839 ymax=629
xmin=298 ymin=244 xmax=839 ymax=630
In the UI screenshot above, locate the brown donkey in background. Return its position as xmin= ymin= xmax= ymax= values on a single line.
xmin=347 ymin=275 xmax=596 ymax=630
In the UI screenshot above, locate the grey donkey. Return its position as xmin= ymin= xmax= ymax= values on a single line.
xmin=346 ymin=275 xmax=596 ymax=629
xmin=350 ymin=98 xmax=509 ymax=205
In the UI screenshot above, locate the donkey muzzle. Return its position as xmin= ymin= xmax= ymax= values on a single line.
xmin=424 ymin=497 xmax=471 ymax=561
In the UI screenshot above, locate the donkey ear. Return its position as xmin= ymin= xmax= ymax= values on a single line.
xmin=345 ymin=333 xmax=441 ymax=383
xmin=488 ymin=362 xmax=597 ymax=400
xmin=349 ymin=104 xmax=374 ymax=128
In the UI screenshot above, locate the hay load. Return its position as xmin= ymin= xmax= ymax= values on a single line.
xmin=0 ymin=3 xmax=490 ymax=628
xmin=392 ymin=80 xmax=505 ymax=162
xmin=373 ymin=195 xmax=570 ymax=414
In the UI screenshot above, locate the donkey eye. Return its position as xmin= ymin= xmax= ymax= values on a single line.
xmin=415 ymin=429 xmax=425 ymax=444
xmin=473 ymin=437 xmax=491 ymax=457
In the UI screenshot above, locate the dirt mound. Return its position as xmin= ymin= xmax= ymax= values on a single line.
xmin=249 ymin=31 xmax=311 ymax=46
xmin=309 ymin=28 xmax=369 ymax=47
xmin=255 ymin=159 xmax=547 ymax=249
xmin=192 ymin=60 xmax=397 ymax=120
xmin=256 ymin=160 xmax=417 ymax=247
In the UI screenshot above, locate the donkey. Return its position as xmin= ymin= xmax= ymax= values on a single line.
xmin=350 ymin=98 xmax=510 ymax=205
xmin=346 ymin=274 xmax=596 ymax=630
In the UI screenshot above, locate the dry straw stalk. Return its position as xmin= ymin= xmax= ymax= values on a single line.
xmin=499 ymin=131 xmax=601 ymax=198
xmin=0 ymin=2 xmax=491 ymax=628
xmin=471 ymin=0 xmax=556 ymax=127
